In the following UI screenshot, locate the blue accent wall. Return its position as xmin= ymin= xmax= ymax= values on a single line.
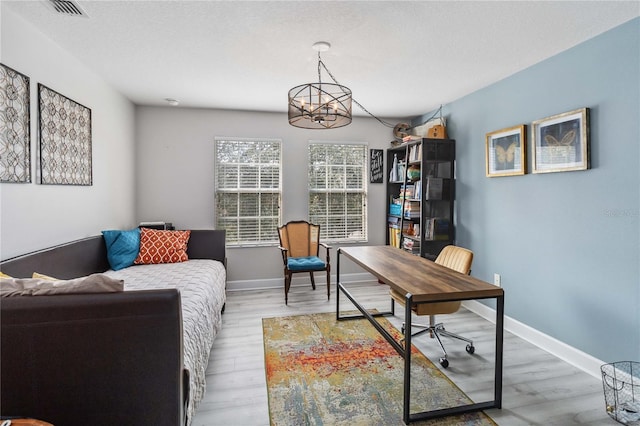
xmin=415 ymin=18 xmax=639 ymax=362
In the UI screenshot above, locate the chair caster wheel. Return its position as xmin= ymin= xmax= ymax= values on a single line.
xmin=439 ymin=358 xmax=449 ymax=368
xmin=466 ymin=344 xmax=475 ymax=354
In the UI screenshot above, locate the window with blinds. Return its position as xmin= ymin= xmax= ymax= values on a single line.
xmin=214 ymin=138 xmax=282 ymax=246
xmin=308 ymin=142 xmax=368 ymax=243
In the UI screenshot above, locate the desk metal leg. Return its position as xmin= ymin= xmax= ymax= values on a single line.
xmin=403 ymin=293 xmax=413 ymax=424
xmin=495 ymin=294 xmax=504 ymax=408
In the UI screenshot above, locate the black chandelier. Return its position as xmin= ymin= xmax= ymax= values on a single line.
xmin=288 ymin=42 xmax=353 ymax=129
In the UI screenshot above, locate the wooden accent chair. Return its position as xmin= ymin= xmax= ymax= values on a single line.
xmin=278 ymin=221 xmax=331 ymax=305
xmin=390 ymin=245 xmax=474 ymax=368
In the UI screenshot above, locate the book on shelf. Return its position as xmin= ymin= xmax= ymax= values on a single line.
xmin=402 ymin=237 xmax=420 ymax=253
xmin=413 ymin=180 xmax=422 ymax=199
xmin=399 ymin=183 xmax=414 ymax=199
xmin=388 ymin=221 xmax=410 ymax=248
xmin=403 ymin=200 xmax=420 ymax=219
xmin=389 ymin=226 xmax=401 ymax=248
xmin=402 ymin=135 xmax=422 ymax=143
xmin=408 ymin=143 xmax=422 ymax=163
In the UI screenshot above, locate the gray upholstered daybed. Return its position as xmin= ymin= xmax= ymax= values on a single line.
xmin=0 ymin=229 xmax=226 ymax=426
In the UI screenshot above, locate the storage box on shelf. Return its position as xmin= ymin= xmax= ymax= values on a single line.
xmin=385 ymin=138 xmax=455 ymax=259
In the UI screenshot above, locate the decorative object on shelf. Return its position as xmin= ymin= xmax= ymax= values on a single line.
xmin=406 ymin=165 xmax=420 ymax=181
xmin=288 ymin=41 xmax=396 ymax=130
xmin=532 ymin=108 xmax=589 ymax=174
xmin=369 ymin=149 xmax=384 ymax=183
xmin=426 ymin=117 xmax=447 ymax=139
xmin=393 ymin=122 xmax=410 ymax=141
xmin=0 ymin=63 xmax=31 ymax=183
xmin=38 ymin=84 xmax=92 ymax=185
xmin=389 ymin=153 xmax=399 ymax=182
xmin=413 ymin=105 xmax=447 ymax=139
xmin=485 ymin=124 xmax=526 ymax=177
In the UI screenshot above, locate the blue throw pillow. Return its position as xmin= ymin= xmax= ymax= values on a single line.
xmin=101 ymin=228 xmax=141 ymax=271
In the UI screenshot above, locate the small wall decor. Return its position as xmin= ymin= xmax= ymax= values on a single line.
xmin=0 ymin=63 xmax=31 ymax=183
xmin=369 ymin=149 xmax=383 ymax=183
xmin=38 ymin=84 xmax=92 ymax=185
xmin=485 ymin=124 xmax=526 ymax=177
xmin=532 ymin=108 xmax=589 ymax=174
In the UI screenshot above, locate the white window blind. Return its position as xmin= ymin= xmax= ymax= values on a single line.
xmin=214 ymin=138 xmax=282 ymax=246
xmin=308 ymin=142 xmax=368 ymax=243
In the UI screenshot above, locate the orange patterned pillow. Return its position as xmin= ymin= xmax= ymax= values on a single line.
xmin=134 ymin=228 xmax=191 ymax=265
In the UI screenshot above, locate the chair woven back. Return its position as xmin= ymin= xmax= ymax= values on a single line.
xmin=278 ymin=221 xmax=320 ymax=258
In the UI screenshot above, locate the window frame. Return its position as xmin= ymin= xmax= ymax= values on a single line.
xmin=308 ymin=140 xmax=368 ymax=244
xmin=214 ymin=137 xmax=282 ymax=247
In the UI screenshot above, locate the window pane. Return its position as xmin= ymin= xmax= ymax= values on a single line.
xmin=346 ymin=193 xmax=363 ymax=214
xmin=216 ymin=192 xmax=238 ymax=217
xmin=260 ymin=193 xmax=280 ymax=216
xmin=261 ymin=165 xmax=279 ymax=189
xmin=216 ymin=164 xmax=238 ymax=189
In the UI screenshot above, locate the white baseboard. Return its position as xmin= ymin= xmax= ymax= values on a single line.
xmin=462 ymin=300 xmax=605 ymax=380
xmin=227 ymin=272 xmax=376 ymax=292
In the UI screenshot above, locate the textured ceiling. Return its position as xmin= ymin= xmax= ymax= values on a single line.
xmin=4 ymin=1 xmax=639 ymax=119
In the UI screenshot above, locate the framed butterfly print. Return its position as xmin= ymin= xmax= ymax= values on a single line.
xmin=485 ymin=124 xmax=526 ymax=177
xmin=532 ymin=108 xmax=589 ymax=174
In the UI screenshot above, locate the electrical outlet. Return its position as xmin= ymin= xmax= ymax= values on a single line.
xmin=493 ymin=273 xmax=501 ymax=287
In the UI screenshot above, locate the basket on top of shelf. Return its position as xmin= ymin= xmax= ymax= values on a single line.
xmin=601 ymin=361 xmax=640 ymax=425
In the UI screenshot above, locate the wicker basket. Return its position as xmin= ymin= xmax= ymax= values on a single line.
xmin=601 ymin=361 xmax=640 ymax=425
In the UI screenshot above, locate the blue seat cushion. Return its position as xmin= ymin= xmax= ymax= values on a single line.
xmin=287 ymin=256 xmax=326 ymax=272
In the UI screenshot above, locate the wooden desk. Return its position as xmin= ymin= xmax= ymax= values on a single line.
xmin=336 ymin=245 xmax=504 ymax=424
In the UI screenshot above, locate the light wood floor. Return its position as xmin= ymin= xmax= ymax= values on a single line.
xmin=192 ymin=282 xmax=612 ymax=426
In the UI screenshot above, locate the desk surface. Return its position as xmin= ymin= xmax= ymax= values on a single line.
xmin=339 ymin=245 xmax=503 ymax=303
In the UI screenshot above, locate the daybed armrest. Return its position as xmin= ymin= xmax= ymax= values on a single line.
xmin=1 ymin=290 xmax=184 ymax=425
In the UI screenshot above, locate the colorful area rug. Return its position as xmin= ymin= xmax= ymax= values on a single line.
xmin=263 ymin=312 xmax=496 ymax=426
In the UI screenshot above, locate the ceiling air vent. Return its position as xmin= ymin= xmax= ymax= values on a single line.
xmin=46 ymin=0 xmax=88 ymax=17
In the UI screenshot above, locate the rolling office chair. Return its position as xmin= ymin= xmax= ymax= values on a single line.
xmin=277 ymin=220 xmax=331 ymax=305
xmin=390 ymin=245 xmax=475 ymax=368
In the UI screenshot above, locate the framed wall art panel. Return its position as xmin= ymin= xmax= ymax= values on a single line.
xmin=38 ymin=84 xmax=92 ymax=185
xmin=532 ymin=108 xmax=589 ymax=174
xmin=369 ymin=148 xmax=383 ymax=183
xmin=485 ymin=124 xmax=526 ymax=177
xmin=0 ymin=63 xmax=31 ymax=183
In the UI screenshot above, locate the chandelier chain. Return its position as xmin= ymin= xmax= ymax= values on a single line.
xmin=318 ymin=53 xmax=395 ymax=128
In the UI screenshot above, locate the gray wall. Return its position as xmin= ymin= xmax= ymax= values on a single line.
xmin=415 ymin=18 xmax=639 ymax=362
xmin=134 ymin=107 xmax=400 ymax=283
xmin=0 ymin=7 xmax=137 ymax=260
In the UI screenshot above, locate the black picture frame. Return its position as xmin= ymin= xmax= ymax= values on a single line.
xmin=369 ymin=149 xmax=383 ymax=183
xmin=0 ymin=63 xmax=31 ymax=183
xmin=38 ymin=84 xmax=92 ymax=185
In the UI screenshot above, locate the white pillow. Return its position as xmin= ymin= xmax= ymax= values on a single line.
xmin=0 ymin=273 xmax=124 ymax=297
